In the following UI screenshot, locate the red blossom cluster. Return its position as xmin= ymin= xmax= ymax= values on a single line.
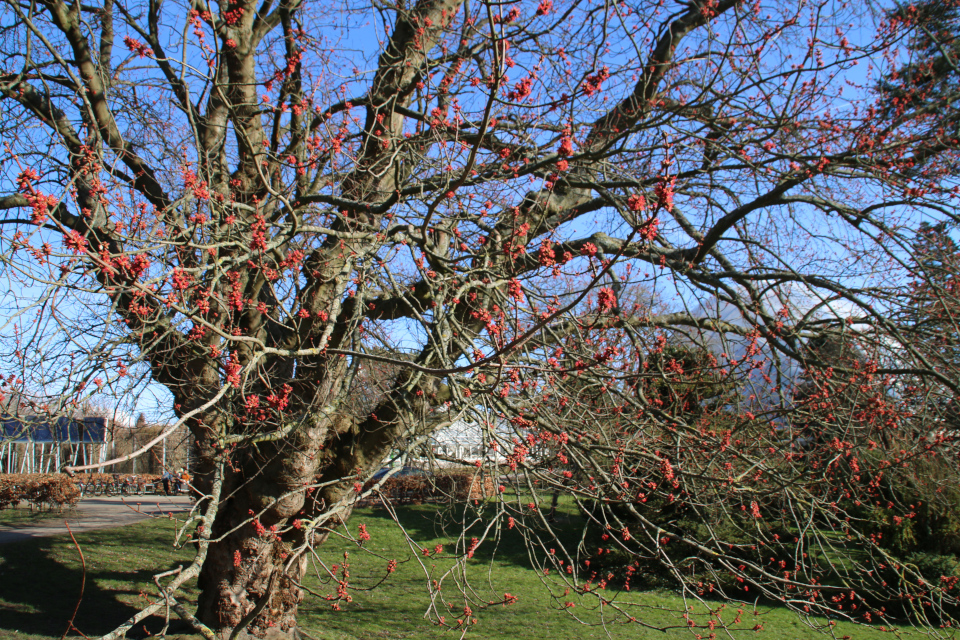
xmin=123 ymin=36 xmax=153 ymax=58
xmin=655 ymin=176 xmax=676 ymax=212
xmin=581 ymin=66 xmax=609 ymax=96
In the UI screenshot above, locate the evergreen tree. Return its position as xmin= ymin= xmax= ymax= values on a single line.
xmin=879 ymin=0 xmax=960 ymax=174
xmin=908 ymin=222 xmax=960 ymax=384
xmin=882 ymin=1 xmax=960 ymax=111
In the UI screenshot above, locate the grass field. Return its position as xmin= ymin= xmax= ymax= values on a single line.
xmin=0 ymin=502 xmax=926 ymax=640
xmin=0 ymin=503 xmax=80 ymax=525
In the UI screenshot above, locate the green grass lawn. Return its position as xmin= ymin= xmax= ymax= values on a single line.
xmin=0 ymin=503 xmax=80 ymax=525
xmin=0 ymin=503 xmax=929 ymax=640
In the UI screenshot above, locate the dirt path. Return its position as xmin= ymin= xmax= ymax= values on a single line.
xmin=0 ymin=495 xmax=193 ymax=544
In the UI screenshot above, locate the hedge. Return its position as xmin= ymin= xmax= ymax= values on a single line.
xmin=0 ymin=470 xmax=495 ymax=510
xmin=0 ymin=474 xmax=81 ymax=511
xmin=0 ymin=473 xmax=167 ymax=510
xmin=364 ymin=471 xmax=494 ymax=505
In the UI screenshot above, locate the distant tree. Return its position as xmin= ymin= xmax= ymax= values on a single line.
xmin=907 ymin=222 xmax=960 ymax=380
xmin=879 ymin=0 xmax=960 ymax=175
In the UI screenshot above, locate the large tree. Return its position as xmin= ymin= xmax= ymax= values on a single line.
xmin=1 ymin=0 xmax=960 ymax=637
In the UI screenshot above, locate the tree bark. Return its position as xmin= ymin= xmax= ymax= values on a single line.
xmin=191 ymin=407 xmax=341 ymax=638
xmin=196 ymin=494 xmax=309 ymax=640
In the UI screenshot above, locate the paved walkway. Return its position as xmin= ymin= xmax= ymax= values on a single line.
xmin=0 ymin=494 xmax=194 ymax=544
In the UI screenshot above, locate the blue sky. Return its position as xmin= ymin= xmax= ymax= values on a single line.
xmin=0 ymin=0 xmax=954 ymax=425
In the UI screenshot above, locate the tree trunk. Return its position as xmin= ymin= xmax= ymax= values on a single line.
xmin=195 ymin=495 xmax=309 ymax=640
xmin=188 ymin=362 xmax=416 ymax=637
xmin=191 ymin=411 xmax=340 ymax=639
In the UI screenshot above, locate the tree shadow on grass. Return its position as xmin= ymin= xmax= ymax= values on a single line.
xmin=354 ymin=501 xmax=587 ymax=569
xmin=0 ymin=521 xmax=194 ymax=638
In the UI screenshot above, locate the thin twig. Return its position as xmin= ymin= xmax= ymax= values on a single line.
xmin=61 ymin=521 xmax=86 ymax=640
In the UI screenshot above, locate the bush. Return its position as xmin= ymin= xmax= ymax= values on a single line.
xmin=847 ymin=453 xmax=960 ymax=557
xmin=366 ymin=471 xmax=493 ymax=504
xmin=905 ymin=552 xmax=960 ymax=585
xmin=0 ymin=474 xmax=81 ymax=511
xmin=0 ymin=478 xmax=22 ymax=510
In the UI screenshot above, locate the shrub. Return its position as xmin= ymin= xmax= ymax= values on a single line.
xmin=0 ymin=473 xmax=83 ymax=511
xmin=366 ymin=471 xmax=492 ymax=504
xmin=847 ymin=452 xmax=960 ymax=557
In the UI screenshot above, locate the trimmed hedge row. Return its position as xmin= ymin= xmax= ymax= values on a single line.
xmin=0 ymin=474 xmax=81 ymax=510
xmin=366 ymin=472 xmax=494 ymax=504
xmin=0 ymin=470 xmax=494 ymax=510
xmin=0 ymin=473 xmax=166 ymax=510
xmin=72 ymin=473 xmax=163 ymax=486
